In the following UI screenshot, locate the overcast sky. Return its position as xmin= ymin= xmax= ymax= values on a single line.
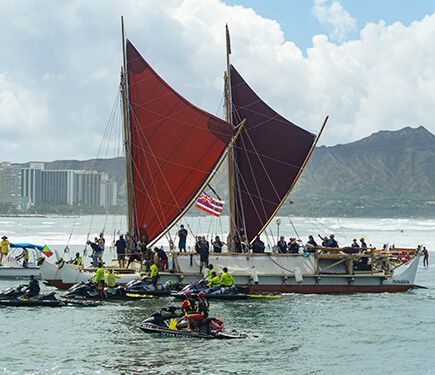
xmin=1 ymin=0 xmax=435 ymax=162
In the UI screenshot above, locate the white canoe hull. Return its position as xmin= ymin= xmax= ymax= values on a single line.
xmin=44 ymin=251 xmax=421 ymax=293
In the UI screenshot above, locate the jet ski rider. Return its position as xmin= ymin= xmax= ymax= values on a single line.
xmin=181 ymin=290 xmax=199 ymax=330
xmin=220 ymin=267 xmax=234 ymax=288
xmin=24 ymin=275 xmax=40 ymax=299
xmin=93 ymin=263 xmax=105 ymax=298
xmin=205 ymin=264 xmax=221 ymax=291
xmin=149 ymin=260 xmax=159 ymax=288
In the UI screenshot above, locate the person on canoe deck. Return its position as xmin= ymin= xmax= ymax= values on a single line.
xmin=318 ymin=234 xmax=329 ymax=247
xmin=0 ymin=235 xmax=10 ymax=265
xmin=288 ymin=238 xmax=299 ymax=254
xmin=93 ymin=263 xmax=105 ymax=298
xmin=351 ymin=239 xmax=360 ymax=248
xmin=149 ymin=260 xmax=159 ymax=288
xmin=199 ymin=237 xmax=209 ymax=274
xmin=220 ymin=267 xmax=234 ymax=287
xmin=154 ymin=247 xmax=168 ymax=271
xmin=115 ymin=235 xmax=126 ymax=268
xmin=126 ymin=244 xmax=141 ymax=269
xmin=23 ymin=275 xmax=40 ymax=298
xmin=277 ymin=236 xmax=288 ymax=253
xmin=88 ymin=239 xmax=103 ymax=267
xmin=212 ymin=236 xmax=224 ymax=253
xmin=15 ymin=247 xmax=29 ymax=268
xmin=360 ymin=237 xmax=367 ymax=249
xmin=177 ymin=225 xmax=188 ymax=252
xmin=181 ymin=290 xmax=198 ymax=330
xmin=251 ymin=237 xmax=265 ymax=253
xmin=72 ymin=252 xmax=83 ymax=266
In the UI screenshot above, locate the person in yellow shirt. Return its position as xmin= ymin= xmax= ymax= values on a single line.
xmin=0 ymin=235 xmax=10 ymax=265
xmin=149 ymin=260 xmax=159 ymax=288
xmin=206 ymin=264 xmax=221 ymax=289
xmin=93 ymin=263 xmax=105 ymax=298
xmin=72 ymin=252 xmax=83 ymax=267
xmin=105 ymin=269 xmax=120 ymax=288
xmin=15 ymin=247 xmax=29 ymax=268
xmin=220 ymin=267 xmax=234 ymax=287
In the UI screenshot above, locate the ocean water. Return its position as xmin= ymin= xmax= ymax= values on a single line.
xmin=0 ymin=216 xmax=434 ymax=374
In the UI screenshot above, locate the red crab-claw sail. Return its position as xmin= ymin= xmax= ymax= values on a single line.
xmin=230 ymin=65 xmax=316 ymax=243
xmin=126 ymin=41 xmax=233 ymax=244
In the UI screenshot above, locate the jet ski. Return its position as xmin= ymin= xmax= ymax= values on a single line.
xmin=173 ymin=280 xmax=249 ymax=300
xmin=0 ymin=291 xmax=98 ymax=307
xmin=0 ymin=285 xmax=27 ymax=300
xmin=63 ymin=281 xmax=154 ymax=301
xmin=139 ymin=306 xmax=250 ymax=340
xmin=124 ymin=279 xmax=179 ymax=297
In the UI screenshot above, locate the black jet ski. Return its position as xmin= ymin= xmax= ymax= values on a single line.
xmin=0 ymin=291 xmax=98 ymax=307
xmin=63 ymin=281 xmax=154 ymax=301
xmin=0 ymin=285 xmax=27 ymax=300
xmin=124 ymin=279 xmax=179 ymax=297
xmin=173 ymin=280 xmax=249 ymax=300
xmin=139 ymin=306 xmax=250 ymax=340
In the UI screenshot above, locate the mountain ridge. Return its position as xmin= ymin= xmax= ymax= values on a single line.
xmin=17 ymin=126 xmax=435 ymax=217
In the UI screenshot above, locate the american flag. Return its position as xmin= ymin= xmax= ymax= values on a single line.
xmin=196 ymin=193 xmax=225 ymax=217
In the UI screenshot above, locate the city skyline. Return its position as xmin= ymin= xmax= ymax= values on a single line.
xmin=0 ymin=162 xmax=118 ymax=211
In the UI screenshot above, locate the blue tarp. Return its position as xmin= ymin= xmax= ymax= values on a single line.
xmin=10 ymin=243 xmax=44 ymax=251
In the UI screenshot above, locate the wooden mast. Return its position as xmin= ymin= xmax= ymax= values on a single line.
xmin=224 ymin=24 xmax=236 ymax=251
xmin=120 ymin=16 xmax=136 ymax=239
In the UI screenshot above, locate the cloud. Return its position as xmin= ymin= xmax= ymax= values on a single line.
xmin=312 ymin=0 xmax=356 ymax=42
xmin=0 ymin=0 xmax=435 ymax=162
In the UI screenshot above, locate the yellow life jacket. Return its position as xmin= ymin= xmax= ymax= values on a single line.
xmin=208 ymin=274 xmax=221 ymax=287
xmin=95 ymin=267 xmax=105 ymax=283
xmin=149 ymin=264 xmax=159 ymax=278
xmin=105 ymin=272 xmax=120 ymax=287
xmin=220 ymin=272 xmax=234 ymax=287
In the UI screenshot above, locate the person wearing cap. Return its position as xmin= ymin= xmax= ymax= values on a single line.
xmin=360 ymin=237 xmax=367 ymax=249
xmin=0 ymin=235 xmax=10 ymax=265
xmin=220 ymin=267 xmax=234 ymax=288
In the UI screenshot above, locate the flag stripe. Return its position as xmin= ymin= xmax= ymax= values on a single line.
xmin=196 ymin=193 xmax=225 ymax=216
